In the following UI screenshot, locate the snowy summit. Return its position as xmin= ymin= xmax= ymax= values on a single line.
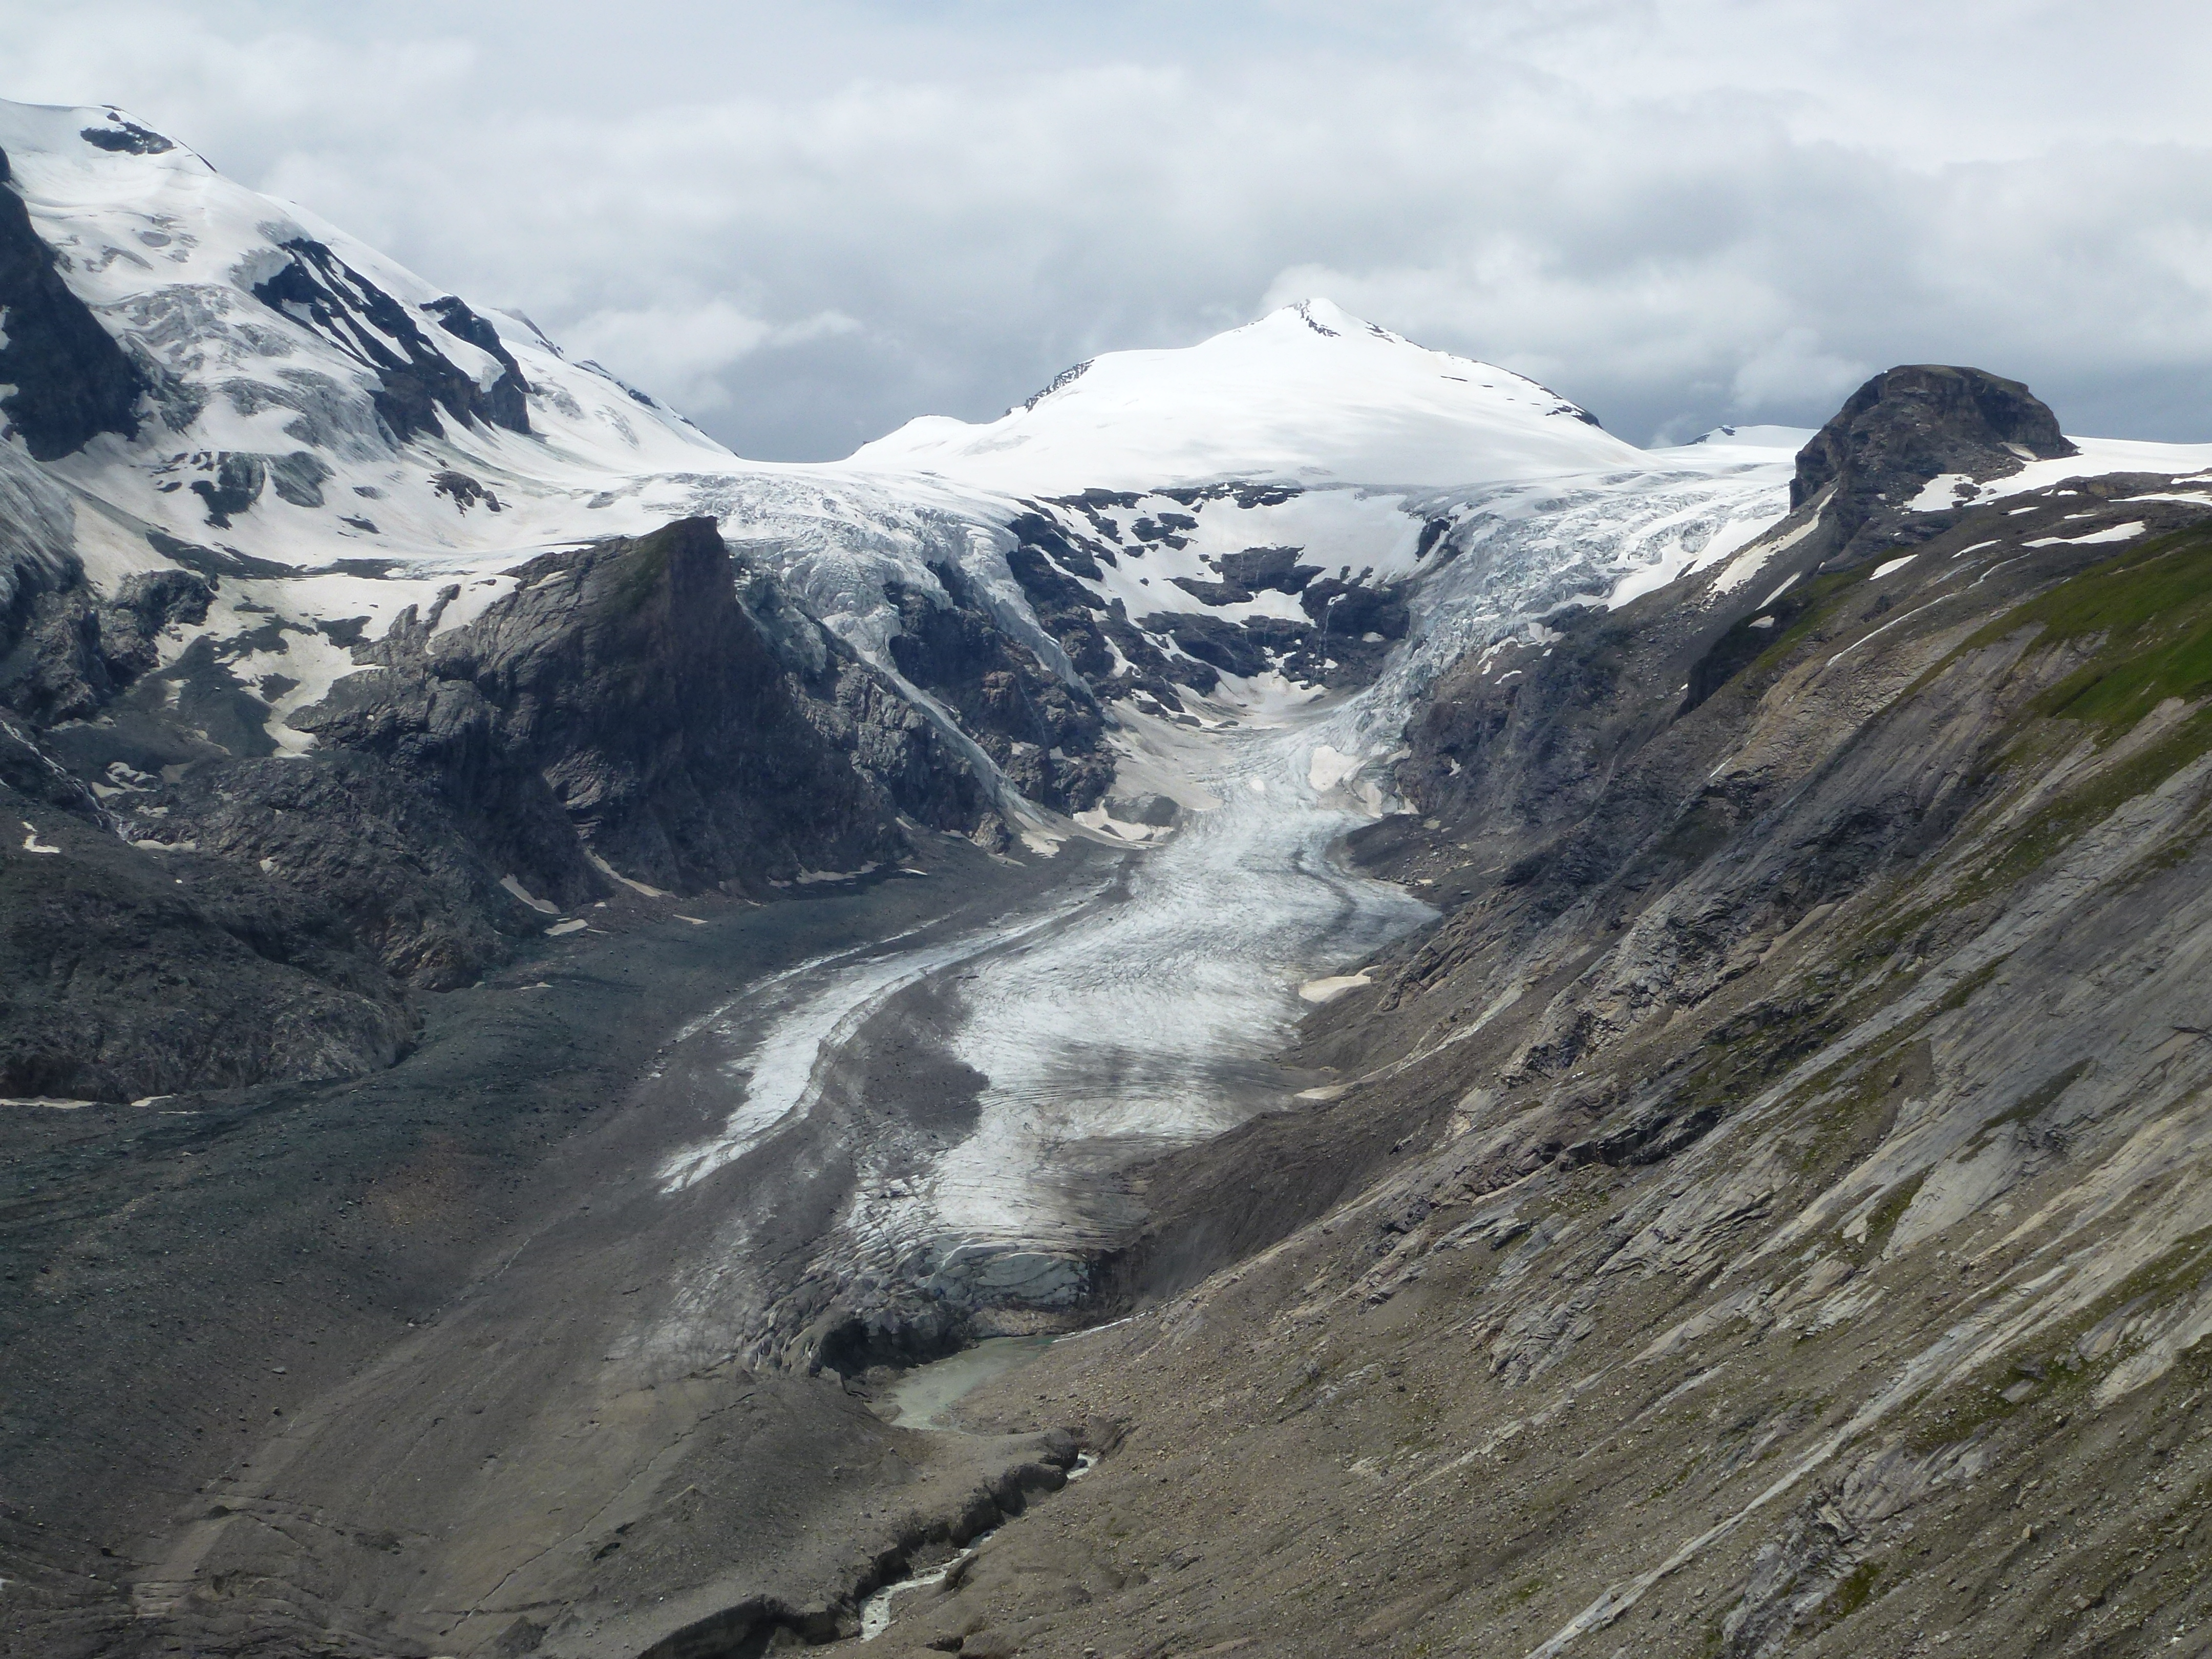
xmin=847 ymin=298 xmax=1643 ymax=493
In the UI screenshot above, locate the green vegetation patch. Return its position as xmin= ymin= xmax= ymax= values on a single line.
xmin=1903 ymin=1374 xmax=2024 ymax=1452
xmin=1788 ymin=1040 xmax=1927 ymax=1180
xmin=1815 ymin=1558 xmax=1885 ymax=1628
xmin=1846 ymin=1168 xmax=1926 ymax=1262
xmin=1975 ymin=525 xmax=2212 ymax=729
xmin=1970 ymin=708 xmax=2212 ymax=898
xmin=1686 ymin=562 xmax=1876 ymax=711
xmin=1873 ymin=526 xmax=2212 ymax=901
xmin=2065 ymin=1225 xmax=2212 ymax=1342
xmin=1750 ymin=565 xmax=1878 ymax=674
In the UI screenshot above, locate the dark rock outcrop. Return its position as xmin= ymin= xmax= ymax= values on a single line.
xmin=299 ymin=517 xmax=908 ymax=898
xmin=998 ymin=512 xmax=1212 ymax=706
xmin=249 ymin=237 xmax=529 ymax=442
xmin=78 ymin=112 xmax=175 ymax=156
xmin=187 ymin=451 xmax=264 ymax=526
xmin=1137 ymin=609 xmax=1267 ymax=679
xmin=0 ymin=772 xmax=419 ymax=1102
xmin=1653 ymin=367 xmax=2085 ymax=716
xmin=885 ymin=564 xmax=1113 ymax=814
xmin=0 ymin=567 xmax=214 ymax=724
xmin=0 ymin=144 xmax=145 ymax=460
xmin=996 ymin=499 xmax=1415 ymax=699
xmin=1789 ymin=363 xmax=2077 ymax=568
xmin=423 ymin=294 xmax=533 ymax=434
xmin=1217 ymin=544 xmax=1318 ymax=593
xmin=0 ymin=517 xmax=998 ymax=1098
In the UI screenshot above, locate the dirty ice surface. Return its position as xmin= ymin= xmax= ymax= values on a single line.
xmin=657 ymin=685 xmax=1434 ymax=1278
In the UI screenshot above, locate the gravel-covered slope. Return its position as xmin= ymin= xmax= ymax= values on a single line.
xmin=861 ymin=393 xmax=2212 ymax=1659
xmin=0 ymin=830 xmax=1120 ymax=1659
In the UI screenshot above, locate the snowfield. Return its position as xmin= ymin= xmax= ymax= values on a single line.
xmin=847 ymin=297 xmax=1644 ymax=492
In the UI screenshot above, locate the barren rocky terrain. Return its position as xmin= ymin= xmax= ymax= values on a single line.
xmin=857 ymin=391 xmax=2212 ymax=1659
xmin=10 ymin=97 xmax=2212 ymax=1659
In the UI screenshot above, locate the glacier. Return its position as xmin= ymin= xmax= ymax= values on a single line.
xmin=24 ymin=95 xmax=2212 ymax=1347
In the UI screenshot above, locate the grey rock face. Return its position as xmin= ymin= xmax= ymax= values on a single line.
xmin=145 ymin=752 xmax=544 ymax=990
xmin=0 ymin=776 xmax=418 ymax=1101
xmin=0 ymin=441 xmax=77 ymax=616
xmin=300 ymin=516 xmax=911 ymax=897
xmin=0 ymin=145 xmax=145 ymax=460
xmin=883 ymin=563 xmax=1113 ymax=814
xmin=0 ymin=566 xmax=214 ymax=724
xmin=0 ymin=516 xmax=989 ymax=1098
xmin=1790 ymin=363 xmax=2077 ymax=568
xmin=820 ymin=659 xmax=1001 ymax=841
xmin=1107 ymin=791 xmax=1179 ymax=828
xmin=247 ymin=236 xmax=529 ymax=442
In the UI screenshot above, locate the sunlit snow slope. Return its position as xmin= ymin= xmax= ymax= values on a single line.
xmin=0 ymin=103 xmax=726 ymax=559
xmin=848 ymin=297 xmax=1643 ymax=492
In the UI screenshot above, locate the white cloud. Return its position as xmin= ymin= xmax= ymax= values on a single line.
xmin=3 ymin=0 xmax=2211 ymax=457
xmin=563 ymin=301 xmax=859 ymax=414
xmin=1729 ymin=329 xmax=1864 ymax=416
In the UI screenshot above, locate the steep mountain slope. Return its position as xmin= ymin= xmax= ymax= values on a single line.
xmin=0 ymin=511 xmax=997 ymax=1101
xmin=18 ymin=85 xmax=2212 ymax=1659
xmin=866 ymin=377 xmax=2212 ymax=1659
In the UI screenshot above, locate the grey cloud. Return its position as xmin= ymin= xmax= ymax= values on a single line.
xmin=4 ymin=0 xmax=2210 ymax=458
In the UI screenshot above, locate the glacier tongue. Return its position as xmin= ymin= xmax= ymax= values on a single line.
xmin=4 ymin=93 xmax=1831 ymax=1338
xmin=645 ymin=450 xmax=1811 ymax=1352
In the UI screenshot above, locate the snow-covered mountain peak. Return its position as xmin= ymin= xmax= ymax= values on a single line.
xmin=0 ymin=101 xmax=202 ymax=173
xmin=0 ymin=96 xmax=730 ymax=576
xmin=845 ymin=297 xmax=1644 ymax=494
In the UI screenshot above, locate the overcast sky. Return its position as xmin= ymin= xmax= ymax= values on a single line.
xmin=6 ymin=1 xmax=2211 ymax=459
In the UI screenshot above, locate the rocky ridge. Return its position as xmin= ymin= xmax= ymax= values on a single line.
xmin=839 ymin=375 xmax=2212 ymax=1659
xmin=0 ymin=515 xmax=994 ymax=1102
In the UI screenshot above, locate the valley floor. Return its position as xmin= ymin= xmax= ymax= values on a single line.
xmin=3 ymin=831 xmax=1099 ymax=1658
xmin=1 ymin=683 xmax=1429 ymax=1659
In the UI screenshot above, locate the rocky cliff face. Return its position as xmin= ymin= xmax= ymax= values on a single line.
xmin=858 ymin=384 xmax=2212 ymax=1659
xmin=0 ymin=517 xmax=988 ymax=1101
xmin=0 ymin=143 xmax=143 ymax=461
xmin=297 ymin=517 xmax=911 ymax=900
xmin=1782 ymin=363 xmax=2078 ymax=571
xmin=882 ymin=559 xmax=1115 ymax=814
